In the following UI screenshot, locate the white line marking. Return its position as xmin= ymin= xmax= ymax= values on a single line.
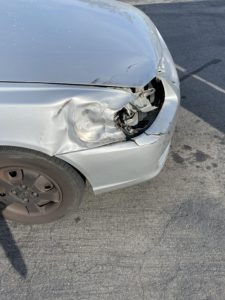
xmin=176 ymin=64 xmax=225 ymax=94
xmin=176 ymin=65 xmax=186 ymax=72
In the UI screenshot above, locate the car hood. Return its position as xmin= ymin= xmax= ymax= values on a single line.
xmin=0 ymin=0 xmax=162 ymax=88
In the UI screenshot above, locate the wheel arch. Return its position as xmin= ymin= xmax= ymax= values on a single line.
xmin=0 ymin=145 xmax=87 ymax=185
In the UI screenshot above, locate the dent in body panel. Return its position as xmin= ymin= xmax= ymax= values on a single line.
xmin=0 ymin=84 xmax=134 ymax=155
xmin=42 ymin=80 xmax=164 ymax=154
xmin=0 ymin=74 xmax=176 ymax=156
xmin=48 ymin=96 xmax=127 ymax=154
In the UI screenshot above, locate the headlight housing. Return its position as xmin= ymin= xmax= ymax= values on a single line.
xmin=72 ymin=28 xmax=178 ymax=146
xmin=72 ymin=78 xmax=165 ymax=147
xmin=114 ymin=78 xmax=165 ymax=139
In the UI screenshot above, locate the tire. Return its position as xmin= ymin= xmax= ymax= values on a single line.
xmin=0 ymin=147 xmax=85 ymax=224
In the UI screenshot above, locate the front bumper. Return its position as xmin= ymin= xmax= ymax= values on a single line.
xmin=57 ymin=79 xmax=180 ymax=194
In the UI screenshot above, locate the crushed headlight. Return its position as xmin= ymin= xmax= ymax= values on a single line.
xmin=72 ymin=78 xmax=164 ymax=148
xmin=115 ymin=78 xmax=165 ymax=138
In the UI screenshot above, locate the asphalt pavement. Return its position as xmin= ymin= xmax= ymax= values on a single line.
xmin=0 ymin=0 xmax=225 ymax=299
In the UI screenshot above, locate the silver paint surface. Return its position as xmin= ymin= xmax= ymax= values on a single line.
xmin=0 ymin=0 xmax=161 ymax=88
xmin=58 ymin=77 xmax=180 ymax=193
xmin=0 ymin=84 xmax=131 ymax=154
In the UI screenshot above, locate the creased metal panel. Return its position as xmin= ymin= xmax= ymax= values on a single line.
xmin=0 ymin=83 xmax=132 ymax=155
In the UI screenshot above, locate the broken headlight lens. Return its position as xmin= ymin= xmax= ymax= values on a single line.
xmin=114 ymin=78 xmax=165 ymax=138
xmin=73 ymin=78 xmax=165 ymax=146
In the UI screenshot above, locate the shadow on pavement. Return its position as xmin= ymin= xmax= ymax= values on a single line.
xmin=179 ymin=59 xmax=222 ymax=82
xmin=136 ymin=0 xmax=225 ymax=134
xmin=0 ymin=203 xmax=27 ymax=278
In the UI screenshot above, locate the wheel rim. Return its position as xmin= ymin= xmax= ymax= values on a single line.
xmin=0 ymin=166 xmax=62 ymax=218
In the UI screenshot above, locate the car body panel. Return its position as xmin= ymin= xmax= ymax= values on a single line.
xmin=0 ymin=0 xmax=180 ymax=194
xmin=0 ymin=0 xmax=161 ymax=88
xmin=0 ymin=83 xmax=133 ymax=155
xmin=0 ymin=76 xmax=179 ymax=194
xmin=57 ymin=77 xmax=180 ymax=193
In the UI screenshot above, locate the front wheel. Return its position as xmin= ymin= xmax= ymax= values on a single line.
xmin=0 ymin=147 xmax=85 ymax=224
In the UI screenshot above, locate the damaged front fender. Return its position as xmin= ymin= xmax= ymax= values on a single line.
xmin=0 ymin=83 xmax=154 ymax=155
xmin=0 ymin=75 xmax=171 ymax=157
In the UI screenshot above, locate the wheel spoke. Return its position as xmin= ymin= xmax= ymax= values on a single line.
xmin=38 ymin=190 xmax=60 ymax=204
xmin=33 ymin=175 xmax=54 ymax=193
xmin=3 ymin=169 xmax=23 ymax=185
xmin=0 ymin=165 xmax=62 ymax=219
xmin=25 ymin=201 xmax=42 ymax=214
xmin=21 ymin=170 xmax=41 ymax=188
xmin=0 ymin=179 xmax=14 ymax=191
xmin=0 ymin=169 xmax=19 ymax=189
xmin=0 ymin=195 xmax=23 ymax=207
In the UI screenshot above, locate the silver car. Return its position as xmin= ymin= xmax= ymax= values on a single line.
xmin=0 ymin=0 xmax=180 ymax=224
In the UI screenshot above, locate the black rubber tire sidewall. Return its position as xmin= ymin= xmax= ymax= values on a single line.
xmin=0 ymin=147 xmax=85 ymax=224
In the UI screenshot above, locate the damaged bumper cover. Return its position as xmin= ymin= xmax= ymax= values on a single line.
xmin=56 ymin=30 xmax=180 ymax=193
xmin=58 ymin=77 xmax=180 ymax=193
xmin=0 ymin=73 xmax=179 ymax=194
